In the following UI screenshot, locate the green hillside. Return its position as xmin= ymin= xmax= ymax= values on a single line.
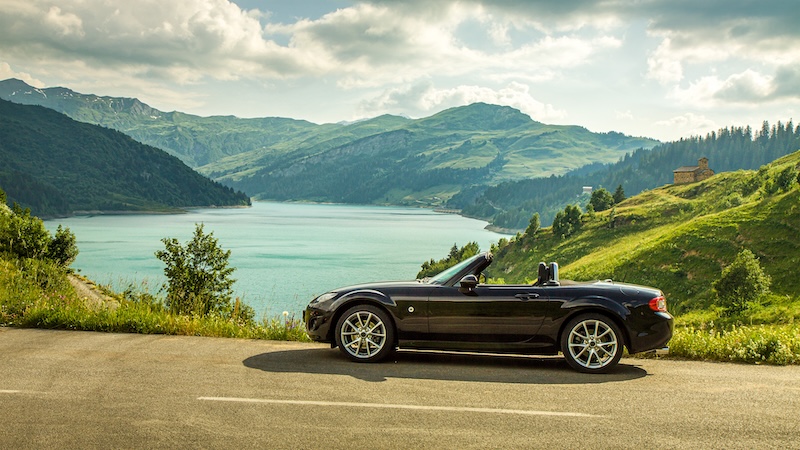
xmin=461 ymin=121 xmax=800 ymax=230
xmin=207 ymin=103 xmax=657 ymax=206
xmin=489 ymin=150 xmax=800 ymax=318
xmin=0 ymin=99 xmax=250 ymax=217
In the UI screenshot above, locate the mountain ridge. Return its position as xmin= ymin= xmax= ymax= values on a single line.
xmin=0 ymin=99 xmax=250 ymax=217
xmin=0 ymin=78 xmax=659 ymax=208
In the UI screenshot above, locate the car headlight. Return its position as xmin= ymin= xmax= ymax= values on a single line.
xmin=310 ymin=292 xmax=338 ymax=305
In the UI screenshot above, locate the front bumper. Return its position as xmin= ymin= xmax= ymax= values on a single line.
xmin=304 ymin=306 xmax=334 ymax=343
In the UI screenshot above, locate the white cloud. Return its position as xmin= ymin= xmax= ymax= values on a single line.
xmin=655 ymin=113 xmax=718 ymax=137
xmin=615 ymin=110 xmax=634 ymax=120
xmin=669 ymin=69 xmax=800 ymax=108
xmin=0 ymin=62 xmax=45 ymax=87
xmin=359 ymin=81 xmax=566 ymax=121
xmin=44 ymin=6 xmax=84 ymax=37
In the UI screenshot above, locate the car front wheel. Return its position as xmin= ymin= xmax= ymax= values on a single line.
xmin=561 ymin=314 xmax=623 ymax=373
xmin=335 ymin=304 xmax=395 ymax=362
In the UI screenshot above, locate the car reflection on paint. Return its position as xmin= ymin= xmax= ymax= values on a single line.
xmin=304 ymin=252 xmax=673 ymax=373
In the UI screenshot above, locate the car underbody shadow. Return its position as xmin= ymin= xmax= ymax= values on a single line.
xmin=243 ymin=346 xmax=647 ymax=383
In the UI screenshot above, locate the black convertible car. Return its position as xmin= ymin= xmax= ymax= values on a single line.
xmin=304 ymin=252 xmax=673 ymax=373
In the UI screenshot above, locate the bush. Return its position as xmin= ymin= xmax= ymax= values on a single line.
xmin=417 ymin=242 xmax=480 ymax=279
xmin=524 ymin=213 xmax=540 ymax=239
xmin=589 ymin=188 xmax=614 ymax=212
xmin=0 ymin=204 xmax=78 ymax=267
xmin=669 ymin=324 xmax=800 ymax=365
xmin=552 ymin=204 xmax=582 ymax=238
xmin=712 ymin=249 xmax=771 ymax=315
xmin=775 ymin=166 xmax=797 ymax=192
xmin=47 ymin=225 xmax=79 ymax=267
xmin=155 ymin=223 xmax=238 ymax=317
xmin=0 ymin=204 xmax=51 ymax=260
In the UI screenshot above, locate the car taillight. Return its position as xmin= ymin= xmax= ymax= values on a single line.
xmin=649 ymin=295 xmax=667 ymax=312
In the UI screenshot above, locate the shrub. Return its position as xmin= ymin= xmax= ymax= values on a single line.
xmin=524 ymin=213 xmax=540 ymax=239
xmin=155 ymin=223 xmax=238 ymax=317
xmin=47 ymin=225 xmax=79 ymax=267
xmin=669 ymin=324 xmax=800 ymax=365
xmin=712 ymin=249 xmax=771 ymax=315
xmin=417 ymin=242 xmax=480 ymax=279
xmin=589 ymin=188 xmax=614 ymax=212
xmin=553 ymin=204 xmax=582 ymax=238
xmin=0 ymin=204 xmax=51 ymax=260
xmin=0 ymin=205 xmax=78 ymax=267
xmin=775 ymin=166 xmax=797 ymax=192
xmin=738 ymin=175 xmax=761 ymax=196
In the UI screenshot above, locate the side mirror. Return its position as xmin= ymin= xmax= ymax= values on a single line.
xmin=458 ymin=274 xmax=479 ymax=295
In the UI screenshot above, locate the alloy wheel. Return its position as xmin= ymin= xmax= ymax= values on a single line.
xmin=566 ymin=318 xmax=619 ymax=370
xmin=339 ymin=310 xmax=388 ymax=359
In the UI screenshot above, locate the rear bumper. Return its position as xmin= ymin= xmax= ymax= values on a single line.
xmin=628 ymin=312 xmax=674 ymax=354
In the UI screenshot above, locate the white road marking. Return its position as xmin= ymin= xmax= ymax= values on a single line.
xmin=197 ymin=397 xmax=601 ymax=418
xmin=0 ymin=389 xmax=45 ymax=395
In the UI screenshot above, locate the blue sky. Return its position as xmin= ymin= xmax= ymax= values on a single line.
xmin=1 ymin=0 xmax=799 ymax=141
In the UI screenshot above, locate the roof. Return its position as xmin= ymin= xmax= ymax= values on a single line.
xmin=673 ymin=166 xmax=700 ymax=173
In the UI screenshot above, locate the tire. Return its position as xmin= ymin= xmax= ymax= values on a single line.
xmin=561 ymin=313 xmax=624 ymax=374
xmin=334 ymin=304 xmax=395 ymax=363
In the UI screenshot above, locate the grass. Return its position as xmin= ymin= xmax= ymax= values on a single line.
xmin=0 ymin=258 xmax=311 ymax=342
xmin=669 ymin=324 xmax=800 ymax=365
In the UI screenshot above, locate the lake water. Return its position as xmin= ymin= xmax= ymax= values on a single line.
xmin=45 ymin=202 xmax=508 ymax=318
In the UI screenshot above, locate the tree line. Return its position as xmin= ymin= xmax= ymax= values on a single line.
xmin=456 ymin=120 xmax=800 ymax=229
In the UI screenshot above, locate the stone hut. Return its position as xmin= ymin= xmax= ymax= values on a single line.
xmin=673 ymin=157 xmax=714 ymax=184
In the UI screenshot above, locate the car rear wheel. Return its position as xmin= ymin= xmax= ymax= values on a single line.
xmin=335 ymin=304 xmax=395 ymax=362
xmin=561 ymin=314 xmax=623 ymax=373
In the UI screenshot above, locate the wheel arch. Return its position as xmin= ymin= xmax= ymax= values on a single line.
xmin=327 ymin=294 xmax=398 ymax=346
xmin=557 ymin=300 xmax=631 ymax=352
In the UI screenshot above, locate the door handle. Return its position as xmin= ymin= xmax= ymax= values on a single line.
xmin=515 ymin=293 xmax=540 ymax=300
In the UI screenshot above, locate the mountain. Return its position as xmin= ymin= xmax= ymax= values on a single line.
xmin=0 ymin=78 xmax=319 ymax=167
xmin=0 ymin=99 xmax=250 ymax=217
xmin=0 ymin=79 xmax=659 ymax=208
xmin=464 ymin=120 xmax=800 ymax=229
xmin=200 ymin=103 xmax=659 ymax=206
xmin=488 ymin=150 xmax=800 ymax=315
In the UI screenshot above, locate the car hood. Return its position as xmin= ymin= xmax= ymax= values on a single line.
xmin=332 ymin=280 xmax=427 ymax=293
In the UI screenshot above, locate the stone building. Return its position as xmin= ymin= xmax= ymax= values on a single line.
xmin=673 ymin=157 xmax=714 ymax=184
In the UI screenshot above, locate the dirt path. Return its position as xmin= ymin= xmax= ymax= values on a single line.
xmin=68 ymin=274 xmax=117 ymax=310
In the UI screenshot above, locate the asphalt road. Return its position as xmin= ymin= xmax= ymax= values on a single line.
xmin=1 ymin=328 xmax=798 ymax=449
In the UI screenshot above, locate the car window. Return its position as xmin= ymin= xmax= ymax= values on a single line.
xmin=426 ymin=253 xmax=484 ymax=285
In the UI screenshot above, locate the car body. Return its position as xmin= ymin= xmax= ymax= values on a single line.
xmin=304 ymin=252 xmax=673 ymax=373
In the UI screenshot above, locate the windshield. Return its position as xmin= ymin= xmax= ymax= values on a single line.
xmin=426 ymin=253 xmax=485 ymax=285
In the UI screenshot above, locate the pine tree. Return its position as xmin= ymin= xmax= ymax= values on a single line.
xmin=613 ymin=184 xmax=625 ymax=204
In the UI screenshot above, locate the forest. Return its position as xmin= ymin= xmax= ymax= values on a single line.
xmin=455 ymin=120 xmax=800 ymax=229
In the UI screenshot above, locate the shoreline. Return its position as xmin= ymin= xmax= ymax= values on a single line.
xmin=43 ymin=200 xmax=521 ymax=235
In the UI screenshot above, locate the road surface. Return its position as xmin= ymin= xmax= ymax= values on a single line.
xmin=1 ymin=328 xmax=798 ymax=449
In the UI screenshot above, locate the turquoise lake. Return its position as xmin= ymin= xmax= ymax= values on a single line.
xmin=45 ymin=202 xmax=508 ymax=318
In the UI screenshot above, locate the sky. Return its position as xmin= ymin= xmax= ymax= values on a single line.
xmin=1 ymin=0 xmax=799 ymax=142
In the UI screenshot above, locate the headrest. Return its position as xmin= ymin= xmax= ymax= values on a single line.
xmin=549 ymin=262 xmax=559 ymax=283
xmin=538 ymin=262 xmax=548 ymax=285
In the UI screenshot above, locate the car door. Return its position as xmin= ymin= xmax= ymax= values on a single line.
xmin=426 ymin=283 xmax=549 ymax=343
